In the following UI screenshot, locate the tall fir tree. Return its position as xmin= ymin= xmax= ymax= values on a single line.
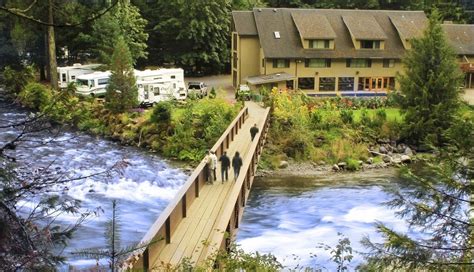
xmin=105 ymin=36 xmax=138 ymax=113
xmin=398 ymin=8 xmax=463 ymax=146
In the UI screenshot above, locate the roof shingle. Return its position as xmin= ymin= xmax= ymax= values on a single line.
xmin=342 ymin=15 xmax=388 ymax=40
xmin=291 ymin=12 xmax=336 ymax=39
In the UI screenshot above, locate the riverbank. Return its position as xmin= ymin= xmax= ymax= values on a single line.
xmin=257 ymin=160 xmax=400 ymax=178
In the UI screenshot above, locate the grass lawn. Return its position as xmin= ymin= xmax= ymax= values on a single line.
xmin=353 ymin=108 xmax=403 ymax=122
xmin=317 ymin=108 xmax=403 ymax=122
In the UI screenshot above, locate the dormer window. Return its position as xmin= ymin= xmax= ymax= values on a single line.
xmin=360 ymin=40 xmax=381 ymax=49
xmin=309 ymin=39 xmax=330 ymax=49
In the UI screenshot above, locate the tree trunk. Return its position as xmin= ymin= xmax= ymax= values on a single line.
xmin=48 ymin=0 xmax=58 ymax=89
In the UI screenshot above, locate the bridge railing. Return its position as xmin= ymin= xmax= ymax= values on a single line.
xmin=124 ymin=105 xmax=249 ymax=270
xmin=201 ymin=106 xmax=271 ymax=263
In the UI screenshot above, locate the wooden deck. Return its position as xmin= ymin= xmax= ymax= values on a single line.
xmin=125 ymin=102 xmax=270 ymax=270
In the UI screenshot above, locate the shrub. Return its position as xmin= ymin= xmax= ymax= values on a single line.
xmin=18 ymin=82 xmax=52 ymax=111
xmin=310 ymin=110 xmax=322 ymax=129
xmin=340 ymin=109 xmax=354 ymax=125
xmin=345 ymin=158 xmax=361 ymax=171
xmin=210 ymin=87 xmax=217 ymax=98
xmin=150 ymin=101 xmax=172 ymax=124
xmin=2 ymin=65 xmax=35 ymax=96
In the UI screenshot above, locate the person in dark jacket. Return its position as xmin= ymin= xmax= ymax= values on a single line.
xmin=219 ymin=151 xmax=230 ymax=183
xmin=250 ymin=123 xmax=259 ymax=141
xmin=232 ymin=152 xmax=243 ymax=181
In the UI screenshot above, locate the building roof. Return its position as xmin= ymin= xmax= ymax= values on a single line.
xmin=442 ymin=24 xmax=474 ymax=55
xmin=232 ymin=11 xmax=258 ymax=36
xmin=232 ymin=8 xmax=474 ymax=59
xmin=291 ymin=12 xmax=336 ymax=39
xmin=389 ymin=13 xmax=427 ymax=42
xmin=342 ymin=15 xmax=387 ymax=40
xmin=246 ymin=72 xmax=295 ymax=85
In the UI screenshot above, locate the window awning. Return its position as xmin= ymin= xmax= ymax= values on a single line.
xmin=245 ymin=72 xmax=295 ymax=85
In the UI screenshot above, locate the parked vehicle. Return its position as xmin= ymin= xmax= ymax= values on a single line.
xmin=187 ymin=82 xmax=208 ymax=98
xmin=75 ymin=68 xmax=187 ymax=104
xmin=57 ymin=63 xmax=101 ymax=89
xmin=75 ymin=71 xmax=111 ymax=97
xmin=136 ymin=68 xmax=187 ymax=106
xmin=236 ymin=84 xmax=251 ymax=101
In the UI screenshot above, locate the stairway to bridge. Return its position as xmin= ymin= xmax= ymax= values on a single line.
xmin=124 ymin=101 xmax=271 ymax=270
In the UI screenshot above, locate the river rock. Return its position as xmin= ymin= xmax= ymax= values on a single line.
xmin=379 ymin=146 xmax=388 ymax=154
xmin=401 ymin=155 xmax=411 ymax=163
xmin=366 ymin=157 xmax=374 ymax=164
xmin=392 ymin=156 xmax=402 ymax=164
xmin=383 ymin=156 xmax=392 ymax=163
xmin=332 ymin=164 xmax=340 ymax=171
xmin=279 ymin=161 xmax=289 ymax=169
xmin=338 ymin=162 xmax=347 ymax=168
xmin=404 ymin=147 xmax=414 ymax=156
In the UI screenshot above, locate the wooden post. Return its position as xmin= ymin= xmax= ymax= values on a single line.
xmin=165 ymin=217 xmax=171 ymax=243
xmin=195 ymin=177 xmax=199 ymax=197
xmin=182 ymin=194 xmax=187 ymax=218
xmin=143 ymin=248 xmax=149 ymax=272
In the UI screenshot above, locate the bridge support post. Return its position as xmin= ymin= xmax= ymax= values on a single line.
xmin=165 ymin=217 xmax=171 ymax=244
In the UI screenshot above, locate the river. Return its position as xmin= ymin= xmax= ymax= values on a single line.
xmin=1 ymin=102 xmax=411 ymax=270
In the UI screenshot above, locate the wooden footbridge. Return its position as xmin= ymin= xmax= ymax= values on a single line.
xmin=123 ymin=101 xmax=271 ymax=270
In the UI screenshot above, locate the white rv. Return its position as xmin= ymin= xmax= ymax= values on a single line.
xmin=57 ymin=63 xmax=100 ymax=89
xmin=75 ymin=71 xmax=111 ymax=97
xmin=135 ymin=68 xmax=187 ymax=106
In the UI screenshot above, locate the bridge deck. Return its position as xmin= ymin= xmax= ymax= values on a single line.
xmin=150 ymin=102 xmax=268 ymax=269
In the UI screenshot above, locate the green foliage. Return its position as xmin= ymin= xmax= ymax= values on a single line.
xmin=18 ymin=82 xmax=52 ymax=111
xmin=340 ymin=109 xmax=354 ymax=125
xmin=210 ymin=87 xmax=217 ymax=99
xmin=345 ymin=158 xmax=360 ymax=171
xmin=78 ymin=1 xmax=148 ymax=64
xmin=150 ymin=101 xmax=172 ymax=124
xmin=152 ymin=0 xmax=230 ymax=74
xmin=2 ymin=65 xmax=35 ymax=96
xmin=105 ymin=36 xmax=138 ymax=113
xmin=398 ymin=9 xmax=463 ymax=146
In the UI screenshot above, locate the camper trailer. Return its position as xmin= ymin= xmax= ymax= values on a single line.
xmin=57 ymin=64 xmax=100 ymax=89
xmin=135 ymin=68 xmax=187 ymax=106
xmin=75 ymin=71 xmax=111 ymax=97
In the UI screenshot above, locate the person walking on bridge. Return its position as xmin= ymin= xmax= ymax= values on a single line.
xmin=205 ymin=150 xmax=217 ymax=184
xmin=250 ymin=123 xmax=259 ymax=141
xmin=219 ymin=151 xmax=230 ymax=184
xmin=232 ymin=152 xmax=243 ymax=181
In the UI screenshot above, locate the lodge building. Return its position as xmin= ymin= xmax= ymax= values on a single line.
xmin=231 ymin=8 xmax=474 ymax=96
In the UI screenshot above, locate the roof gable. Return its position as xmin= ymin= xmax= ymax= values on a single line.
xmin=342 ymin=15 xmax=387 ymax=40
xmin=291 ymin=12 xmax=336 ymax=39
xmin=389 ymin=13 xmax=427 ymax=42
xmin=232 ymin=11 xmax=258 ymax=35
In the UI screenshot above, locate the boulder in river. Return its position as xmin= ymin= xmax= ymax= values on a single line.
xmin=404 ymin=147 xmax=414 ymax=156
xmin=279 ymin=161 xmax=289 ymax=169
xmin=401 ymin=155 xmax=411 ymax=163
xmin=379 ymin=146 xmax=388 ymax=154
xmin=332 ymin=164 xmax=340 ymax=171
xmin=383 ymin=156 xmax=392 ymax=163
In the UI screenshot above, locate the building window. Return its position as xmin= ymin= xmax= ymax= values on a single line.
xmin=360 ymin=40 xmax=381 ymax=49
xmin=262 ymin=59 xmax=265 ymax=68
xmin=338 ymin=77 xmax=354 ymax=91
xmin=233 ymin=33 xmax=237 ymax=51
xmin=383 ymin=59 xmax=395 ymax=68
xmin=273 ymin=59 xmax=290 ymax=68
xmin=309 ymin=39 xmax=330 ymax=49
xmin=298 ymin=77 xmax=315 ymax=90
xmin=61 ymin=73 xmax=66 ymax=82
xmin=305 ymin=59 xmax=331 ymax=68
xmin=233 ymin=52 xmax=238 ymax=69
xmin=346 ymin=59 xmax=372 ymax=68
xmin=319 ymin=77 xmax=336 ymax=91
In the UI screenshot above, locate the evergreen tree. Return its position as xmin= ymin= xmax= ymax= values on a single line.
xmin=152 ymin=0 xmax=230 ymax=75
xmin=78 ymin=0 xmax=148 ymax=65
xmin=361 ymin=114 xmax=474 ymax=270
xmin=105 ymin=36 xmax=138 ymax=113
xmin=398 ymin=8 xmax=463 ymax=146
